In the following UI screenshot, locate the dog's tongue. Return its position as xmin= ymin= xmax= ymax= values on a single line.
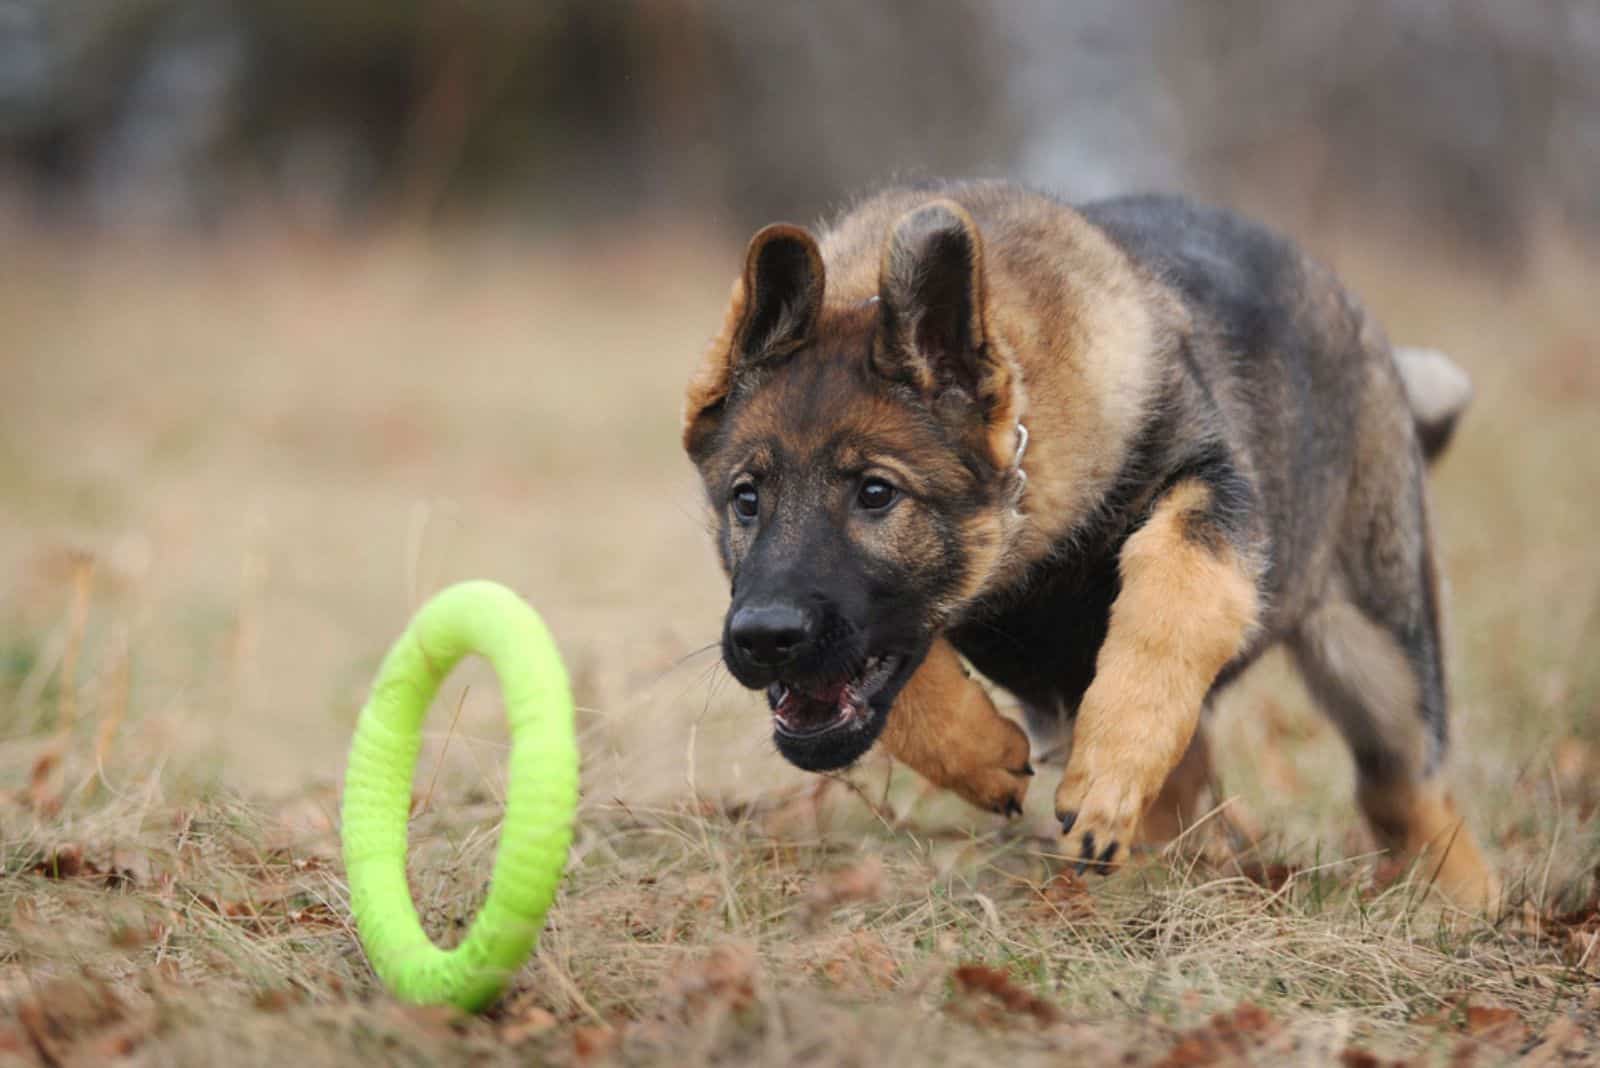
xmin=804 ymin=680 xmax=847 ymax=704
xmin=772 ymin=676 xmax=865 ymax=731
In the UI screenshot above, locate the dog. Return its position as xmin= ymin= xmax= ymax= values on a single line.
xmin=681 ymin=180 xmax=1497 ymax=908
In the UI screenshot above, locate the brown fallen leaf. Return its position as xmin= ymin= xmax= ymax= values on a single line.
xmin=195 ymin=893 xmax=258 ymax=922
xmin=29 ymin=843 xmax=148 ymax=891
xmin=950 ymin=963 xmax=1059 ymax=1027
xmin=85 ymin=1020 xmax=151 ymax=1060
xmin=252 ymin=988 xmax=305 ymax=1013
xmin=1153 ymin=1003 xmax=1281 ymax=1068
xmin=313 ymin=969 xmax=346 ymax=999
xmin=1032 ymin=870 xmax=1096 ymax=920
xmin=1552 ymin=896 xmax=1600 ymax=930
xmin=573 ymin=1023 xmax=622 ymax=1063
xmin=1565 ymin=928 xmax=1600 ymax=974
xmin=1416 ymin=997 xmax=1531 ymax=1053
xmin=667 ymin=943 xmax=760 ymax=1018
xmin=108 ymin=920 xmax=167 ymax=949
xmin=499 ymin=1006 xmax=558 ymax=1045
xmin=33 ymin=842 xmax=87 ymax=879
xmin=1221 ymin=1003 xmax=1276 ymax=1037
xmin=16 ymin=1002 xmax=63 ymax=1066
xmin=802 ymin=855 xmax=885 ymax=923
xmin=287 ymin=903 xmax=344 ymax=928
xmin=1238 ymin=861 xmax=1299 ymax=893
xmin=812 ymin=930 xmax=899 ymax=993
xmin=1462 ymin=1002 xmax=1524 ymax=1045
xmin=15 ymin=975 xmax=137 ymax=1065
xmin=1156 ymin=1030 xmax=1230 ymax=1068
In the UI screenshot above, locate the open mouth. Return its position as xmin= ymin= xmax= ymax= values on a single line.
xmin=766 ymin=655 xmax=903 ymax=739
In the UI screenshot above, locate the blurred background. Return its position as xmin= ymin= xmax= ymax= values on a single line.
xmin=4 ymin=1 xmax=1600 ymax=255
xmin=2 ymin=0 xmax=1597 ymax=848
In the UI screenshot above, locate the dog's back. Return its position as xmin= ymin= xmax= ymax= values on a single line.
xmin=1079 ymin=196 xmax=1412 ymax=632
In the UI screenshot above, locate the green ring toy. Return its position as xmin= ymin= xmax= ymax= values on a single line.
xmin=341 ymin=580 xmax=578 ymax=1012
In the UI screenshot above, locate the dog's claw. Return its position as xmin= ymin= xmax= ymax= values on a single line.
xmin=1062 ymin=816 xmax=1122 ymax=875
xmin=1073 ymin=843 xmax=1120 ymax=875
xmin=944 ymin=762 xmax=1032 ymax=817
xmin=1073 ymin=831 xmax=1098 ymax=875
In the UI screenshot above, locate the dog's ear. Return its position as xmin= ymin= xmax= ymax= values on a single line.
xmin=683 ymin=224 xmax=825 ymax=461
xmin=734 ymin=223 xmax=826 ymax=362
xmin=873 ymin=200 xmax=991 ymax=397
xmin=873 ymin=200 xmax=1021 ymax=463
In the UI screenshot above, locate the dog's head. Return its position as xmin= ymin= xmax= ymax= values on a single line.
xmin=682 ymin=200 xmax=1026 ymax=772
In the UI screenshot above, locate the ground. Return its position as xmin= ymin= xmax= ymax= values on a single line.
xmin=2 ymin=218 xmax=1598 ymax=1066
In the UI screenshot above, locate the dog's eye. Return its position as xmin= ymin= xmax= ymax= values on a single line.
xmin=856 ymin=477 xmax=898 ymax=512
xmin=731 ymin=483 xmax=759 ymax=521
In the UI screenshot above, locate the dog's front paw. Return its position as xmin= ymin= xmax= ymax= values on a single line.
xmin=1054 ymin=771 xmax=1146 ymax=874
xmin=951 ymin=757 xmax=1035 ymax=817
xmin=879 ymin=645 xmax=1036 ymax=817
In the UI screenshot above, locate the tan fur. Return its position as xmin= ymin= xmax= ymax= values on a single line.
xmin=877 ymin=638 xmax=1032 ymax=814
xmin=1055 ymin=481 xmax=1261 ymax=865
xmin=813 ymin=183 xmax=1180 ymax=594
xmin=1359 ymin=777 xmax=1501 ymax=910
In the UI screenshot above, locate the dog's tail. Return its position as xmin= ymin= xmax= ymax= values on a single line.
xmin=1395 ymin=346 xmax=1473 ymax=463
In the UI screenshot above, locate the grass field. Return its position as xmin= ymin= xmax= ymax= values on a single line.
xmin=2 ymin=217 xmax=1598 ymax=1066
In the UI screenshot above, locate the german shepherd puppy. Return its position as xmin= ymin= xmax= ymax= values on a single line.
xmin=682 ymin=181 xmax=1497 ymax=908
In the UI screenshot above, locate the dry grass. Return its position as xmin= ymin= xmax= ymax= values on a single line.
xmin=2 ymin=215 xmax=1599 ymax=1066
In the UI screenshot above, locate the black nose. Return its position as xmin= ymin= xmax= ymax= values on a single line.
xmin=729 ymin=602 xmax=816 ymax=669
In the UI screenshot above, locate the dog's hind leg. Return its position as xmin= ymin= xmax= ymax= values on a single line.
xmin=1136 ymin=722 xmax=1213 ymax=846
xmin=878 ymin=638 xmax=1034 ymax=816
xmin=1290 ymin=590 xmax=1499 ymax=910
